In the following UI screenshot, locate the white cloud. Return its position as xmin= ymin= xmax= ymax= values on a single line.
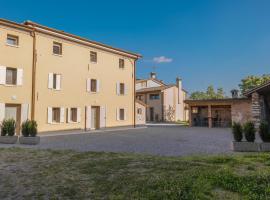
xmin=153 ymin=56 xmax=173 ymax=63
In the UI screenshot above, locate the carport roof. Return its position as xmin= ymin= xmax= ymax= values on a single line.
xmin=185 ymin=98 xmax=251 ymax=106
xmin=243 ymin=81 xmax=270 ymax=97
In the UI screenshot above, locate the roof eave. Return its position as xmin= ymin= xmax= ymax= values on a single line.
xmin=24 ymin=20 xmax=142 ymax=59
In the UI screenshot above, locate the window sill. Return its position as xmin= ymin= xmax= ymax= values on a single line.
xmin=49 ymin=88 xmax=61 ymax=91
xmin=68 ymin=121 xmax=80 ymax=124
xmin=90 ymin=61 xmax=97 ymax=64
xmin=5 ymin=84 xmax=18 ymax=87
xmin=6 ymin=43 xmax=19 ymax=48
xmin=50 ymin=122 xmax=61 ymax=125
xmin=52 ymin=53 xmax=63 ymax=57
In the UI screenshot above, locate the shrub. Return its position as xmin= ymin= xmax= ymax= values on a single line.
xmin=259 ymin=121 xmax=270 ymax=142
xmin=1 ymin=119 xmax=16 ymax=136
xmin=232 ymin=122 xmax=243 ymax=142
xmin=243 ymin=121 xmax=256 ymax=142
xmin=21 ymin=120 xmax=38 ymax=137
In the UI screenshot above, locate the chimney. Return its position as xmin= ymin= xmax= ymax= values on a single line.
xmin=231 ymin=89 xmax=239 ymax=98
xmin=150 ymin=72 xmax=156 ymax=79
xmin=176 ymin=77 xmax=182 ymax=90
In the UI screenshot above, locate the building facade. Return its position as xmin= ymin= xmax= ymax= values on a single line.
xmin=0 ymin=18 xmax=141 ymax=133
xmin=136 ymin=72 xmax=188 ymax=122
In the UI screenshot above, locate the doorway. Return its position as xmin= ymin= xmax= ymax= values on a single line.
xmin=5 ymin=104 xmax=21 ymax=135
xmin=150 ymin=107 xmax=154 ymax=121
xmin=91 ymin=106 xmax=100 ymax=130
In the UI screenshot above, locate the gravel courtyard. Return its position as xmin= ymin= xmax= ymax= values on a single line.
xmin=1 ymin=126 xmax=234 ymax=156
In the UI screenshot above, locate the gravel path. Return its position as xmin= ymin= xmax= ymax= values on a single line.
xmin=0 ymin=126 xmax=234 ymax=156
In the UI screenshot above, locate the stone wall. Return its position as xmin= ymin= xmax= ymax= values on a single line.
xmin=251 ymin=92 xmax=262 ymax=128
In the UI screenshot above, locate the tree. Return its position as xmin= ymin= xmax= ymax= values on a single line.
xmin=189 ymin=86 xmax=225 ymax=100
xmin=239 ymin=74 xmax=270 ymax=94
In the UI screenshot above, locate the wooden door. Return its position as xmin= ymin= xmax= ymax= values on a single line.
xmin=91 ymin=106 xmax=100 ymax=129
xmin=5 ymin=104 xmax=21 ymax=135
xmin=150 ymin=107 xmax=154 ymax=121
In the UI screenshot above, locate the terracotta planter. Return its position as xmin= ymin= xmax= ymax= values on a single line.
xmin=19 ymin=136 xmax=40 ymax=145
xmin=232 ymin=141 xmax=260 ymax=152
xmin=0 ymin=136 xmax=18 ymax=144
xmin=260 ymin=143 xmax=270 ymax=152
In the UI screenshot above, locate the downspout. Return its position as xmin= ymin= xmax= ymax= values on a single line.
xmin=134 ymin=59 xmax=137 ymax=128
xmin=30 ymin=30 xmax=37 ymax=120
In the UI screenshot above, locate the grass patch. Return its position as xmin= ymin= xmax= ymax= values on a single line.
xmin=0 ymin=148 xmax=270 ymax=199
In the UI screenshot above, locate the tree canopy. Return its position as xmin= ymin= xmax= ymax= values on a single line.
xmin=189 ymin=85 xmax=225 ymax=100
xmin=239 ymin=74 xmax=270 ymax=94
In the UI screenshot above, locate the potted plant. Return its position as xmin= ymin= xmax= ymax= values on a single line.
xmin=259 ymin=121 xmax=270 ymax=151
xmin=231 ymin=122 xmax=244 ymax=151
xmin=239 ymin=121 xmax=259 ymax=152
xmin=0 ymin=119 xmax=18 ymax=144
xmin=19 ymin=120 xmax=40 ymax=145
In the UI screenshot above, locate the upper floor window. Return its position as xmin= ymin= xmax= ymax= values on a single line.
xmin=120 ymin=83 xmax=125 ymax=95
xmin=48 ymin=73 xmax=61 ymax=90
xmin=86 ymin=78 xmax=100 ymax=93
xmin=91 ymin=79 xmax=97 ymax=92
xmin=150 ymin=94 xmax=160 ymax=100
xmin=6 ymin=68 xmax=17 ymax=85
xmin=136 ymin=95 xmax=143 ymax=100
xmin=90 ymin=51 xmax=97 ymax=63
xmin=7 ymin=34 xmax=19 ymax=46
xmin=141 ymin=82 xmax=147 ymax=88
xmin=137 ymin=108 xmax=142 ymax=115
xmin=119 ymin=59 xmax=125 ymax=69
xmin=53 ymin=42 xmax=62 ymax=55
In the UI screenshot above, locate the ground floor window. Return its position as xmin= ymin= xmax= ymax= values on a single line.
xmin=52 ymin=108 xmax=60 ymax=123
xmin=70 ymin=108 xmax=78 ymax=122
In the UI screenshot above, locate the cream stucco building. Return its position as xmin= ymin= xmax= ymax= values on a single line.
xmin=136 ymin=72 xmax=188 ymax=122
xmin=0 ymin=18 xmax=141 ymax=133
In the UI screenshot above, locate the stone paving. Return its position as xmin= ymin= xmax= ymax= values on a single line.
xmin=0 ymin=126 xmax=234 ymax=156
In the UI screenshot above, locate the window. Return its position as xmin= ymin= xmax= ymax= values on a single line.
xmin=52 ymin=108 xmax=61 ymax=123
xmin=150 ymin=94 xmax=160 ymax=100
xmin=120 ymin=83 xmax=125 ymax=95
xmin=119 ymin=59 xmax=125 ymax=69
xmin=119 ymin=108 xmax=125 ymax=120
xmin=91 ymin=79 xmax=97 ymax=92
xmin=70 ymin=108 xmax=77 ymax=122
xmin=90 ymin=51 xmax=97 ymax=63
xmin=48 ymin=73 xmax=61 ymax=90
xmin=6 ymin=68 xmax=17 ymax=85
xmin=141 ymin=82 xmax=147 ymax=88
xmin=137 ymin=108 xmax=142 ymax=115
xmin=53 ymin=42 xmax=62 ymax=55
xmin=7 ymin=34 xmax=19 ymax=46
xmin=136 ymin=95 xmax=143 ymax=100
xmin=53 ymin=74 xmax=57 ymax=89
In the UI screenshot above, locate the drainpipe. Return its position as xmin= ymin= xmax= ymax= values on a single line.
xmin=30 ymin=30 xmax=37 ymax=120
xmin=134 ymin=59 xmax=137 ymax=128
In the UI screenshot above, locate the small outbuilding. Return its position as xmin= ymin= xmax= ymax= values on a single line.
xmin=185 ymin=98 xmax=252 ymax=128
xmin=185 ymin=81 xmax=270 ymax=128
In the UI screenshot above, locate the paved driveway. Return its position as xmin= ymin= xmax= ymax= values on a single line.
xmin=7 ymin=126 xmax=233 ymax=156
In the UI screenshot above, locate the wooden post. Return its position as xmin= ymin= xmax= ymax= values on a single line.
xmin=208 ymin=105 xmax=212 ymax=128
xmin=189 ymin=106 xmax=192 ymax=127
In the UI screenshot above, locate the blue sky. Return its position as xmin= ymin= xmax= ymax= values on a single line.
xmin=1 ymin=0 xmax=270 ymax=94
